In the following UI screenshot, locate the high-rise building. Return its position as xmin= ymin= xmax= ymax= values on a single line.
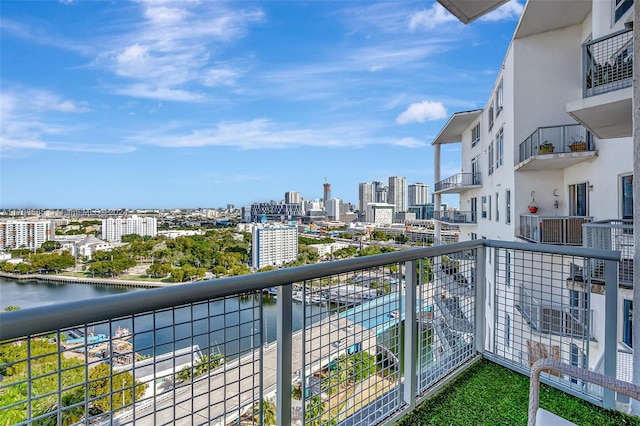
xmin=373 ymin=181 xmax=388 ymax=203
xmin=408 ymin=183 xmax=430 ymax=206
xmin=250 ymin=202 xmax=303 ymax=222
xmin=358 ymin=182 xmax=375 ymax=221
xmin=102 ymin=216 xmax=157 ymax=242
xmin=251 ymin=224 xmax=298 ymax=269
xmin=284 ymin=191 xmax=301 ymax=204
xmin=323 ymin=182 xmax=331 ymax=205
xmin=0 ymin=220 xmax=55 ymax=250
xmin=326 ymin=198 xmax=342 ymax=221
xmin=388 ymin=176 xmax=407 ymax=212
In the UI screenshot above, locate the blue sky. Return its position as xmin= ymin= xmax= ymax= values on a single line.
xmin=1 ymin=0 xmax=522 ymax=209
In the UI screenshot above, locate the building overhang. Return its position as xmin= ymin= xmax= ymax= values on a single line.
xmin=436 ymin=0 xmax=509 ymax=24
xmin=432 ymin=109 xmax=482 ymax=145
xmin=514 ymin=151 xmax=599 ymax=172
xmin=566 ymin=87 xmax=632 ymax=139
xmin=514 ymin=0 xmax=591 ymax=39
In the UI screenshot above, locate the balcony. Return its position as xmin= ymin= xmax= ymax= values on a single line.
xmin=515 ymin=124 xmax=597 ymax=171
xmin=0 ymin=240 xmax=628 ymax=425
xmin=434 ymin=173 xmax=481 ymax=194
xmin=583 ymin=219 xmax=634 ymax=288
xmin=566 ymin=29 xmax=633 ymax=139
xmin=433 ymin=210 xmax=476 ymax=225
xmin=518 ymin=215 xmax=592 ymax=246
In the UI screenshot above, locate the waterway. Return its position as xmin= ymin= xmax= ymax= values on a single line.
xmin=0 ymin=276 xmax=330 ymax=359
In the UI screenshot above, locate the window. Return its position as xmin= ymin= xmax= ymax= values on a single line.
xmin=615 ymin=0 xmax=633 ymax=22
xmin=622 ymin=175 xmax=633 ymax=219
xmin=569 ymin=183 xmax=588 ymax=216
xmin=482 ymin=196 xmax=487 ymax=218
xmin=496 ymin=127 xmax=504 ymax=169
xmin=506 ymin=190 xmax=511 ymax=224
xmin=488 ymin=103 xmax=494 ymax=130
xmin=471 ymin=156 xmax=480 ymax=184
xmin=471 ymin=123 xmax=480 ymax=147
xmin=506 ymin=251 xmax=511 ymax=287
xmin=471 ymin=232 xmax=477 ymax=240
xmin=488 ymin=142 xmax=494 ymax=175
xmin=488 ymin=195 xmax=492 ymax=221
xmin=471 ymin=197 xmax=477 ymax=222
xmin=496 ymin=79 xmax=503 ymax=116
xmin=495 ymin=192 xmax=499 ymax=222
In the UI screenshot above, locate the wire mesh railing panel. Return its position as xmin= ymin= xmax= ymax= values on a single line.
xmin=584 ymin=219 xmax=633 ymax=287
xmin=417 ymin=248 xmax=476 ymax=393
xmin=0 ymin=293 xmax=264 ymax=426
xmin=300 ymin=265 xmax=403 ymax=426
xmin=489 ymin=247 xmax=603 ymax=402
xmin=584 ymin=29 xmax=633 ymax=97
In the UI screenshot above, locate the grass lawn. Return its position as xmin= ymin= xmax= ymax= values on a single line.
xmin=397 ymin=359 xmax=640 ymax=426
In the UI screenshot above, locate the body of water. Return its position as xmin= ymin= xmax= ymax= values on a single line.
xmin=0 ymin=276 xmax=330 ymax=359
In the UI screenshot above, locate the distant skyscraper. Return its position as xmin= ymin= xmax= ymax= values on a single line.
xmin=323 ymin=181 xmax=331 ymax=205
xmin=388 ymin=176 xmax=407 ymax=212
xmin=373 ymin=181 xmax=388 ymax=203
xmin=284 ymin=191 xmax=301 ymax=204
xmin=408 ymin=183 xmax=430 ymax=206
xmin=358 ymin=182 xmax=375 ymax=220
xmin=326 ymin=198 xmax=342 ymax=220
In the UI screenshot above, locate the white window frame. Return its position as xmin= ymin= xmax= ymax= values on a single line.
xmin=496 ymin=79 xmax=503 ymax=116
xmin=488 ymin=142 xmax=494 ymax=175
xmin=496 ymin=127 xmax=504 ymax=169
xmin=471 ymin=122 xmax=481 ymax=147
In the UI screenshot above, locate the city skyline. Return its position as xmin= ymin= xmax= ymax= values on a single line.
xmin=1 ymin=1 xmax=522 ymax=208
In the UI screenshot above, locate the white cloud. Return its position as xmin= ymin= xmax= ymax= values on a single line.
xmin=395 ymin=101 xmax=447 ymax=124
xmin=393 ymin=137 xmax=426 ymax=148
xmin=115 ymin=85 xmax=205 ymax=102
xmin=480 ymin=1 xmax=524 ymax=22
xmin=0 ymin=86 xmax=131 ymax=156
xmin=408 ymin=4 xmax=459 ymax=32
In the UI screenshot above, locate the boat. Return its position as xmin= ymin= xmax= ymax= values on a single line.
xmin=389 ymin=310 xmax=400 ymax=319
xmin=114 ymin=326 xmax=131 ymax=339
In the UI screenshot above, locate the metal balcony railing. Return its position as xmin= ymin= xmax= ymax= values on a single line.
xmin=434 ymin=173 xmax=481 ymax=193
xmin=518 ymin=124 xmax=594 ymax=164
xmin=517 ymin=288 xmax=593 ymax=339
xmin=584 ymin=28 xmax=633 ymax=98
xmin=518 ymin=215 xmax=592 ymax=246
xmin=0 ymin=240 xmax=623 ymax=425
xmin=583 ymin=219 xmax=634 ymax=287
xmin=433 ymin=210 xmax=477 ymax=224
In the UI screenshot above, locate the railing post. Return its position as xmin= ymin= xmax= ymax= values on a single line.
xmin=475 ymin=246 xmax=486 ymax=354
xmin=276 ymin=284 xmax=292 ymax=426
xmin=404 ymin=260 xmax=417 ymax=409
xmin=603 ymin=259 xmax=618 ymax=410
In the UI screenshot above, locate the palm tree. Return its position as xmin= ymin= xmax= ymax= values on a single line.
xmin=252 ymin=399 xmax=276 ymax=425
xmin=305 ymin=395 xmax=326 ymax=426
xmin=176 ymin=366 xmax=192 ymax=383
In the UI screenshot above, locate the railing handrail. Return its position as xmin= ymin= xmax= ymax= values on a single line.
xmin=528 ymin=358 xmax=640 ymax=426
xmin=0 ymin=239 xmax=620 ymax=341
xmin=583 ymin=219 xmax=633 ymax=228
xmin=435 ymin=172 xmax=480 ymax=185
xmin=583 ymin=27 xmax=633 ymax=48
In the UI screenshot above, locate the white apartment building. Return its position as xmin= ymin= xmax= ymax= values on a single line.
xmin=251 ymin=224 xmax=298 ymax=269
xmin=388 ymin=176 xmax=407 ymax=212
xmin=432 ymin=0 xmax=634 ymax=391
xmin=285 ymin=191 xmax=301 ymax=204
xmin=102 ymin=216 xmax=158 ymax=242
xmin=0 ymin=220 xmax=55 ymax=250
xmin=408 ymin=183 xmax=430 ymax=206
xmin=326 ymin=198 xmax=342 ymax=221
xmin=358 ymin=182 xmax=375 ymax=220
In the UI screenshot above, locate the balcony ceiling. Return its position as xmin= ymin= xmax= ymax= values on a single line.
xmin=514 ymin=0 xmax=591 ymax=39
xmin=432 ymin=109 xmax=482 ymax=145
xmin=566 ymin=88 xmax=632 ymax=139
xmin=434 ymin=184 xmax=482 ymax=195
xmin=436 ymin=0 xmax=509 ymax=24
xmin=515 ymin=151 xmax=599 ymax=171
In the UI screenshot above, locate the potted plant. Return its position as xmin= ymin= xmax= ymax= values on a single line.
xmin=528 ymin=191 xmax=538 ymax=214
xmin=538 ymin=141 xmax=554 ymax=154
xmin=568 ymin=136 xmax=587 ymax=152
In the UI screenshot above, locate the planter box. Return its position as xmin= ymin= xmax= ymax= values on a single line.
xmin=539 ymin=146 xmax=555 ymax=154
xmin=569 ymin=142 xmax=587 ymax=152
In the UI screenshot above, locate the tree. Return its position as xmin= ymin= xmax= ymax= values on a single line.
xmin=3 ymin=305 xmax=21 ymax=311
xmin=146 ymin=263 xmax=172 ymax=278
xmin=253 ymin=399 xmax=276 ymax=425
xmin=88 ymin=363 xmax=146 ymax=413
xmin=305 ymin=395 xmax=326 ymax=426
xmin=120 ymin=234 xmax=143 ymax=243
xmin=40 ymin=240 xmax=61 ymax=252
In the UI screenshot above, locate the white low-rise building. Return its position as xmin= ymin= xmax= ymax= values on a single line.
xmin=308 ymin=242 xmax=350 ymax=258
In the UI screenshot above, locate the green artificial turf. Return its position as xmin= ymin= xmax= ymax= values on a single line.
xmin=397 ymin=359 xmax=640 ymax=426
